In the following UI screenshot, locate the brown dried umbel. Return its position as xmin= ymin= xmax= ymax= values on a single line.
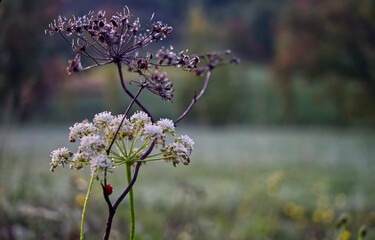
xmin=46 ymin=7 xmax=238 ymax=102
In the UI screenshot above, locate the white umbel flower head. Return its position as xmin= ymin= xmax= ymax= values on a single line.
xmin=50 ymin=147 xmax=73 ymax=171
xmin=90 ymin=154 xmax=113 ymax=176
xmin=69 ymin=120 xmax=98 ymax=142
xmin=106 ymin=114 xmax=132 ymax=141
xmin=93 ymin=111 xmax=114 ymax=129
xmin=69 ymin=152 xmax=91 ymax=170
xmin=162 ymin=135 xmax=194 ymax=166
xmin=156 ymin=118 xmax=175 ymax=135
xmin=143 ymin=123 xmax=163 ymax=142
xmin=130 ymin=111 xmax=151 ymax=125
xmin=178 ymin=135 xmax=194 ymax=152
xmin=78 ymin=134 xmax=105 ymax=155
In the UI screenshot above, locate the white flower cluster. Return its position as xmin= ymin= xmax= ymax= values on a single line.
xmin=50 ymin=147 xmax=73 ymax=171
xmin=90 ymin=155 xmax=112 ymax=176
xmin=50 ymin=111 xmax=194 ymax=176
xmin=162 ymin=135 xmax=194 ymax=166
xmin=79 ymin=134 xmax=105 ymax=155
xmin=93 ymin=111 xmax=114 ymax=129
xmin=156 ymin=118 xmax=175 ymax=134
xmin=69 ymin=120 xmax=98 ymax=142
xmin=105 ymin=114 xmax=133 ymax=141
xmin=130 ymin=111 xmax=150 ymax=125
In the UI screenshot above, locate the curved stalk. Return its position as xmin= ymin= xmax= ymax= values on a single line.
xmin=106 ymin=85 xmax=144 ymax=155
xmin=174 ymin=71 xmax=212 ymax=126
xmin=126 ymin=163 xmax=136 ymax=240
xmin=116 ymin=62 xmax=155 ymax=123
xmin=80 ymin=174 xmax=95 ymax=240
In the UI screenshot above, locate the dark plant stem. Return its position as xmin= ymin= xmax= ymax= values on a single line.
xmin=103 ymin=142 xmax=155 ymax=240
xmin=116 ymin=61 xmax=155 ymax=122
xmin=103 ymin=208 xmax=115 ymax=240
xmin=106 ymin=85 xmax=144 ymax=155
xmin=174 ymin=71 xmax=212 ymax=126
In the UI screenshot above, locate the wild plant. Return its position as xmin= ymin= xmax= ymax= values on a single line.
xmin=47 ymin=6 xmax=238 ymax=240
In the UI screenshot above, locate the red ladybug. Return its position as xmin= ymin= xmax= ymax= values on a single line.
xmin=105 ymin=184 xmax=113 ymax=195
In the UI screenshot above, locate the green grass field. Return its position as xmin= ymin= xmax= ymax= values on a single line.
xmin=1 ymin=125 xmax=375 ymax=239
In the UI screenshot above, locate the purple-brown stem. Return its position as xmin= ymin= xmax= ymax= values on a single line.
xmin=106 ymin=85 xmax=145 ymax=155
xmin=102 ymin=62 xmax=157 ymax=240
xmin=174 ymin=70 xmax=212 ymax=126
xmin=116 ymin=61 xmax=155 ymax=123
xmin=103 ymin=142 xmax=155 ymax=240
xmin=102 ymin=61 xmax=214 ymax=239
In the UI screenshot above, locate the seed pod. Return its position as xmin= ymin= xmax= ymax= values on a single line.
xmin=110 ymin=19 xmax=118 ymax=28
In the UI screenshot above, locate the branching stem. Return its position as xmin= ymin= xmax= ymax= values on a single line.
xmin=116 ymin=62 xmax=155 ymax=122
xmin=102 ymin=142 xmax=155 ymax=240
xmin=174 ymin=71 xmax=212 ymax=126
xmin=106 ymin=85 xmax=144 ymax=155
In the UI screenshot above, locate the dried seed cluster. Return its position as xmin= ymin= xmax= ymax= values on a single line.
xmin=46 ymin=6 xmax=238 ymax=102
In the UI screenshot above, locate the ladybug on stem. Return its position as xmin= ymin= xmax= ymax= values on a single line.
xmin=105 ymin=184 xmax=113 ymax=195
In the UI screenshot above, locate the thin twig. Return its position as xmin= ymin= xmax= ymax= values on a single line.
xmin=174 ymin=71 xmax=212 ymax=126
xmin=116 ymin=62 xmax=155 ymax=122
xmin=106 ymin=85 xmax=144 ymax=155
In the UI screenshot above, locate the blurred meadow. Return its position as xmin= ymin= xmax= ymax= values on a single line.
xmin=1 ymin=0 xmax=375 ymax=239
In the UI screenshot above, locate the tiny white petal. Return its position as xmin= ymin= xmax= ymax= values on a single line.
xmin=157 ymin=118 xmax=175 ymax=134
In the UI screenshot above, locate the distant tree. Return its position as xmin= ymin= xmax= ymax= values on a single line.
xmin=214 ymin=0 xmax=289 ymax=62
xmin=0 ymin=0 xmax=61 ymax=122
xmin=273 ymin=0 xmax=375 ymax=124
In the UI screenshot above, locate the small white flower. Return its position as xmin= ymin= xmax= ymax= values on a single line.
xmin=79 ymin=134 xmax=105 ymax=155
xmin=72 ymin=152 xmax=91 ymax=163
xmin=69 ymin=120 xmax=98 ymax=142
xmin=90 ymin=154 xmax=113 ymax=176
xmin=69 ymin=152 xmax=91 ymax=170
xmin=162 ymin=135 xmax=194 ymax=166
xmin=130 ymin=111 xmax=151 ymax=125
xmin=143 ymin=123 xmax=163 ymax=141
xmin=178 ymin=135 xmax=194 ymax=152
xmin=93 ymin=111 xmax=114 ymax=129
xmin=157 ymin=118 xmax=175 ymax=134
xmin=106 ymin=114 xmax=132 ymax=141
xmin=50 ymin=147 xmax=73 ymax=171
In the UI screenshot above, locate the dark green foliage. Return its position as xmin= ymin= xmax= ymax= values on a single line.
xmin=0 ymin=0 xmax=61 ymax=121
xmin=273 ymin=0 xmax=375 ymax=124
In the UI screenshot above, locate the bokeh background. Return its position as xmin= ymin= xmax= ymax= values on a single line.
xmin=1 ymin=0 xmax=375 ymax=239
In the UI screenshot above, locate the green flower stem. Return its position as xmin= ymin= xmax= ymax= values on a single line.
xmin=133 ymin=157 xmax=167 ymax=163
xmin=80 ymin=174 xmax=95 ymax=240
xmin=126 ymin=163 xmax=135 ymax=240
xmin=145 ymin=152 xmax=164 ymax=158
xmin=120 ymin=135 xmax=128 ymax=157
xmin=114 ymin=140 xmax=127 ymax=158
xmin=130 ymin=143 xmax=150 ymax=159
xmin=130 ymin=124 xmax=142 ymax=153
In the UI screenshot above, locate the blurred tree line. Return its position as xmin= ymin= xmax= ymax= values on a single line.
xmin=1 ymin=0 xmax=375 ymax=125
xmin=273 ymin=0 xmax=375 ymax=124
xmin=0 ymin=0 xmax=64 ymax=122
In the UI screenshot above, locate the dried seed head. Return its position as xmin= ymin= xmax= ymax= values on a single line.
xmin=66 ymin=55 xmax=82 ymax=75
xmin=47 ymin=6 xmax=238 ymax=101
